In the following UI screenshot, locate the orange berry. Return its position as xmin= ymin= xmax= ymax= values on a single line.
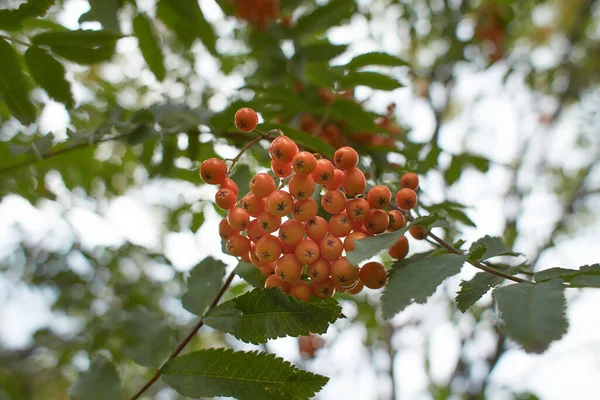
xmin=344 ymin=231 xmax=367 ymax=252
xmin=234 ymin=107 xmax=258 ymax=132
xmin=255 ymin=234 xmax=283 ymax=263
xmin=282 ymin=242 xmax=297 ymax=254
xmin=292 ymin=198 xmax=318 ymax=222
xmin=247 ymin=219 xmax=266 ymax=243
xmin=295 ymin=239 xmax=320 ymax=265
xmin=307 ymin=258 xmax=331 ymax=282
xmin=275 ymin=254 xmax=303 ymax=283
xmin=350 ymin=216 xmax=364 ymax=230
xmin=409 ymin=225 xmax=428 ymax=240
xmin=259 ymin=261 xmax=276 ymax=277
xmin=328 ymin=214 xmax=352 ymax=237
xmin=271 ymin=160 xmax=293 ymax=178
xmin=321 ymin=189 xmax=347 ymax=215
xmin=249 ymin=173 xmax=276 ymax=198
xmin=388 ymin=235 xmax=409 ymax=260
xmin=266 ymin=190 xmax=294 ymax=218
xmin=227 ymin=207 xmax=250 ymax=231
xmin=400 ymin=172 xmax=419 ymax=190
xmin=240 ymin=194 xmax=266 ymax=217
xmin=359 ymin=261 xmax=387 ymax=289
xmin=200 ymin=158 xmax=228 ymax=185
xmin=291 ymin=81 xmax=304 ymax=93
xmin=333 ymin=146 xmax=358 ymax=170
xmin=270 ymin=135 xmax=298 ymax=163
xmin=319 ymin=235 xmax=343 ymax=261
xmin=215 ymin=188 xmax=237 ymax=210
xmin=226 ymin=234 xmax=251 ymax=257
xmin=319 ymin=87 xmax=335 ymax=105
xmin=324 ymin=169 xmax=343 ymax=190
xmin=299 ymin=113 xmax=318 ymax=133
xmin=311 ymin=277 xmax=335 ymax=299
xmin=367 ymin=185 xmax=392 ymax=209
xmin=288 ymin=173 xmax=316 ymax=200
xmin=249 ymin=244 xmax=265 ymax=266
xmin=365 ymin=209 xmax=390 ymax=234
xmin=265 ymin=274 xmax=289 ymax=291
xmin=279 ymin=219 xmax=305 ymax=246
xmin=330 ymin=257 xmax=359 ymax=288
xmin=256 ymin=211 xmax=281 ymax=233
xmin=241 ymin=251 xmax=252 ymax=263
xmin=292 ymin=151 xmax=317 ymax=175
xmin=342 ymin=167 xmax=366 ymax=196
xmin=346 ymin=198 xmax=371 ymax=221
xmin=219 ymin=218 xmax=239 ymax=240
xmin=347 ymin=279 xmax=364 ymax=294
xmin=311 ymin=159 xmax=335 ymax=184
xmin=220 ymin=177 xmax=239 ymax=195
xmin=304 ymin=216 xmax=329 ymax=242
xmin=387 ymin=210 xmax=405 ymax=231
xmin=395 ymin=188 xmax=418 ymax=211
xmin=289 ymin=281 xmax=312 ymax=302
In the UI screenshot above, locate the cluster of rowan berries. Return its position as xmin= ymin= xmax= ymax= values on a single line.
xmin=199 ymin=108 xmax=423 ymax=302
xmin=230 ymin=0 xmax=279 ymax=30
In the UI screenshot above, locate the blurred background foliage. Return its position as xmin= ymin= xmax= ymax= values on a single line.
xmin=0 ymin=0 xmax=599 ymax=399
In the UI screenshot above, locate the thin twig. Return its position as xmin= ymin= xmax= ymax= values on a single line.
xmin=0 ymin=34 xmax=31 ymax=47
xmin=226 ymin=131 xmax=272 ymax=174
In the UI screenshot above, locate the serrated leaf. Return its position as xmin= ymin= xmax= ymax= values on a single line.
xmin=293 ymin=0 xmax=355 ymax=37
xmin=259 ymin=123 xmax=335 ymax=157
xmin=182 ymin=257 xmax=227 ymax=316
xmin=0 ymin=0 xmax=55 ymax=31
xmin=133 ymin=14 xmax=166 ymax=81
xmin=534 ymin=264 xmax=600 ymax=287
xmin=79 ymin=0 xmax=121 ymax=33
xmin=494 ymin=280 xmax=568 ymax=353
xmin=381 ymin=253 xmax=466 ymax=319
xmin=234 ymin=261 xmax=266 ymax=288
xmin=162 ymin=348 xmax=328 ymax=400
xmin=68 ymin=354 xmax=121 ymax=400
xmin=347 ymin=214 xmax=438 ymax=265
xmin=339 ymin=71 xmax=403 ymax=91
xmin=25 ymin=46 xmax=74 ymax=108
xmin=301 ymin=41 xmax=347 ymax=62
xmin=455 ymin=272 xmax=504 ymax=312
xmin=0 ymin=39 xmax=36 ymax=125
xmin=204 ymin=288 xmax=341 ymax=344
xmin=345 ymin=52 xmax=409 ymax=69
xmin=124 ymin=307 xmax=172 ymax=368
xmin=467 ymin=243 xmax=487 ymax=263
xmin=469 ymin=236 xmax=519 ymax=261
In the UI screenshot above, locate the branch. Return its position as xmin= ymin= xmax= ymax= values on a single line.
xmin=0 ymin=34 xmax=30 ymax=47
xmin=129 ymin=271 xmax=236 ymax=400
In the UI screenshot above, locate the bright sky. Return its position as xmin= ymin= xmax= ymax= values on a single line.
xmin=1 ymin=1 xmax=600 ymax=399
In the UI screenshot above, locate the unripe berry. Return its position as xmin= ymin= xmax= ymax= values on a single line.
xmin=234 ymin=107 xmax=259 ymax=132
xmin=200 ymin=158 xmax=227 ymax=185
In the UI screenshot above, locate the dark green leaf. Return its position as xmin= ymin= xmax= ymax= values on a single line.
xmin=259 ymin=123 xmax=335 ymax=157
xmin=534 ymin=264 xmax=600 ymax=287
xmin=182 ymin=257 xmax=227 ymax=316
xmin=345 ymin=52 xmax=409 ymax=69
xmin=0 ymin=0 xmax=54 ymax=31
xmin=465 ymin=154 xmax=490 ymax=173
xmin=191 ymin=211 xmax=205 ymax=232
xmin=293 ymin=0 xmax=355 ymax=37
xmin=494 ymin=280 xmax=568 ymax=353
xmin=339 ymin=71 xmax=403 ymax=91
xmin=444 ymin=155 xmax=462 ymax=185
xmin=133 ymin=14 xmax=166 ymax=81
xmin=126 ymin=124 xmax=159 ymax=145
xmin=79 ymin=0 xmax=121 ymax=33
xmin=301 ymin=41 xmax=347 ymax=62
xmin=347 ymin=214 xmax=438 ymax=265
xmin=234 ymin=261 xmax=266 ymax=288
xmin=49 ymin=44 xmax=116 ymax=64
xmin=230 ymin=164 xmax=251 ymax=198
xmin=330 ymin=98 xmax=380 ymax=132
xmin=382 ymin=254 xmax=467 ymax=319
xmin=157 ymin=0 xmax=217 ymax=54
xmin=25 ymin=46 xmax=74 ymax=108
xmin=32 ymin=29 xmax=119 ymax=65
xmin=204 ymin=288 xmax=342 ymax=344
xmin=468 ymin=236 xmax=520 ymax=261
xmin=304 ymin=62 xmax=344 ymax=88
xmin=0 ymin=39 xmax=36 ymax=125
xmin=455 ymin=272 xmax=504 ymax=312
xmin=68 ymin=354 xmax=121 ymax=400
xmin=162 ymin=348 xmax=329 ymax=400
xmin=124 ymin=307 xmax=172 ymax=368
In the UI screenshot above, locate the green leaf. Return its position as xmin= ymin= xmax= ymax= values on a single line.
xmin=133 ymin=14 xmax=166 ymax=81
xmin=49 ymin=44 xmax=116 ymax=64
xmin=0 ymin=0 xmax=55 ymax=31
xmin=345 ymin=52 xmax=409 ymax=69
xmin=304 ymin=62 xmax=344 ymax=88
xmin=301 ymin=41 xmax=347 ymax=62
xmin=330 ymin=98 xmax=380 ymax=132
xmin=0 ymin=39 xmax=36 ymax=125
xmin=339 ymin=71 xmax=403 ymax=91
xmin=32 ymin=29 xmax=119 ymax=64
xmin=234 ymin=261 xmax=266 ymax=288
xmin=445 ymin=208 xmax=476 ymax=227
xmin=534 ymin=264 xmax=600 ymax=287
xmin=444 ymin=155 xmax=462 ymax=185
xmin=468 ymin=236 xmax=520 ymax=261
xmin=230 ymin=164 xmax=251 ymax=198
xmin=162 ymin=348 xmax=329 ymax=400
xmin=124 ymin=307 xmax=172 ymax=368
xmin=455 ymin=272 xmax=504 ymax=312
xmin=381 ymin=253 xmax=466 ymax=319
xmin=181 ymin=257 xmax=227 ymax=316
xmin=259 ymin=123 xmax=336 ymax=158
xmin=293 ymin=0 xmax=355 ymax=37
xmin=79 ymin=0 xmax=121 ymax=33
xmin=494 ymin=280 xmax=568 ymax=353
xmin=68 ymin=354 xmax=121 ymax=400
xmin=157 ymin=0 xmax=217 ymax=54
xmin=465 ymin=154 xmax=490 ymax=172
xmin=24 ymin=46 xmax=74 ymax=108
xmin=347 ymin=214 xmax=438 ymax=265
xmin=204 ymin=288 xmax=341 ymax=344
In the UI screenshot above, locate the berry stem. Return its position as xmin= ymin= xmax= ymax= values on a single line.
xmin=227 ymin=131 xmax=273 ymax=174
xmin=128 ymin=271 xmax=236 ymax=400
